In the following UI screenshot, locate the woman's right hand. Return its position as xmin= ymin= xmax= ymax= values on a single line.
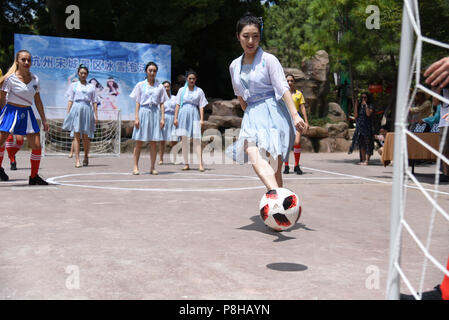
xmin=293 ymin=113 xmax=307 ymax=133
xmin=174 ymin=118 xmax=179 ymax=128
xmin=134 ymin=119 xmax=140 ymax=129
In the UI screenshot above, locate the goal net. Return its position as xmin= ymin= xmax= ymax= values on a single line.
xmin=41 ymin=107 xmax=121 ymax=157
xmin=386 ymin=0 xmax=449 ymax=300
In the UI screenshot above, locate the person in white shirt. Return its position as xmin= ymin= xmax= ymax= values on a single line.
xmin=62 ymin=64 xmax=98 ymax=167
xmin=130 ymin=62 xmax=168 ymax=175
xmin=159 ymin=80 xmax=178 ymax=164
xmin=174 ymin=70 xmax=208 ymax=172
xmin=0 ymin=50 xmax=49 ymax=185
xmin=226 ymin=13 xmax=306 ymax=191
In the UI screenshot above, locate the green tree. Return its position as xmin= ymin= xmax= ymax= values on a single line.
xmin=1 ymin=0 xmax=264 ymax=98
xmin=264 ymin=0 xmax=312 ymax=67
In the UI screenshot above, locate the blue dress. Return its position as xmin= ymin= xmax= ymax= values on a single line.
xmin=226 ymin=48 xmax=295 ymax=164
xmin=175 ymin=86 xmax=208 ymax=139
xmin=130 ymin=80 xmax=168 ymax=142
xmin=161 ymin=95 xmax=178 ymax=142
xmin=62 ymin=81 xmax=97 ymax=138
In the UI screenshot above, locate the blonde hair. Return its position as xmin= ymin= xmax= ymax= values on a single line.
xmin=0 ymin=50 xmax=31 ymax=87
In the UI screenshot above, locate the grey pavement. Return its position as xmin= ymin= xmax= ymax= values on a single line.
xmin=0 ymin=150 xmax=448 ymax=300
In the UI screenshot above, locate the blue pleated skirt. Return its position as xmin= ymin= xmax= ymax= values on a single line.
xmin=175 ymin=104 xmax=201 ymax=139
xmin=225 ymin=97 xmax=295 ymax=164
xmin=62 ymin=101 xmax=96 ymax=138
xmin=132 ymin=105 xmax=162 ymax=142
xmin=0 ymin=104 xmax=40 ymax=135
xmin=161 ymin=112 xmax=178 ymax=142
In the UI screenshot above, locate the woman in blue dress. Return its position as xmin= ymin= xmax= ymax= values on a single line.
xmin=173 ymin=70 xmax=208 ymax=172
xmin=227 ymin=14 xmax=306 ymax=191
xmin=159 ymin=80 xmax=178 ymax=164
xmin=62 ymin=64 xmax=98 ymax=167
xmin=130 ymin=62 xmax=168 ymax=175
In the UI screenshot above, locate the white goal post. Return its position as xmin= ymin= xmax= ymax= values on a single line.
xmin=386 ymin=0 xmax=449 ymax=300
xmin=40 ymin=107 xmax=121 ymax=157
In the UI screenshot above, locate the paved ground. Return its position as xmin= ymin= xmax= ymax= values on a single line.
xmin=0 ymin=150 xmax=448 ymax=300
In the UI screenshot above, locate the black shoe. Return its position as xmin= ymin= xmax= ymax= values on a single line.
xmin=10 ymin=161 xmax=17 ymax=170
xmin=400 ymin=285 xmax=442 ymax=300
xmin=294 ymin=165 xmax=303 ymax=175
xmin=283 ymin=165 xmax=289 ymax=174
xmin=0 ymin=167 xmax=9 ymax=181
xmin=29 ymin=174 xmax=49 ymax=186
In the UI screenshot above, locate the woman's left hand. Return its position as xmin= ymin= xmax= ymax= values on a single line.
xmin=160 ymin=119 xmax=165 ymax=129
xmin=199 ymin=120 xmax=204 ymax=129
xmin=42 ymin=121 xmax=49 ymax=132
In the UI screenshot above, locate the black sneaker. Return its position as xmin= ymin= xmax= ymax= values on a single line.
xmin=283 ymin=165 xmax=290 ymax=174
xmin=29 ymin=175 xmax=49 ymax=185
xmin=0 ymin=167 xmax=9 ymax=181
xmin=400 ymin=285 xmax=442 ymax=300
xmin=10 ymin=161 xmax=17 ymax=170
xmin=294 ymin=165 xmax=303 ymax=175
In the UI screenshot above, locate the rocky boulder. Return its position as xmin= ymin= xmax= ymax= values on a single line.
xmin=328 ymin=102 xmax=347 ymax=123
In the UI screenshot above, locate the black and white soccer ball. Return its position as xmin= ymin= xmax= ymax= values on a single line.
xmin=259 ymin=188 xmax=301 ymax=231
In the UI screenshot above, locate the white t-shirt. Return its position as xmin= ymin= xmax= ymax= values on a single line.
xmin=66 ymin=81 xmax=97 ymax=105
xmin=175 ymin=85 xmax=208 ymax=108
xmin=129 ymin=80 xmax=168 ymax=106
xmin=1 ymin=73 xmax=40 ymax=106
xmin=164 ymin=94 xmax=177 ymax=114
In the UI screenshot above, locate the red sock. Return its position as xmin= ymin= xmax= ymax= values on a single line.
xmin=441 ymin=255 xmax=449 ymax=300
xmin=0 ymin=144 xmax=4 ymax=167
xmin=30 ymin=149 xmax=42 ymax=178
xmin=6 ymin=135 xmax=22 ymax=163
xmin=294 ymin=143 xmax=301 ymax=166
xmin=284 ymin=161 xmax=289 ymax=166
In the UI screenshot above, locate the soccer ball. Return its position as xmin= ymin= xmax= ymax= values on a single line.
xmin=259 ymin=188 xmax=301 ymax=231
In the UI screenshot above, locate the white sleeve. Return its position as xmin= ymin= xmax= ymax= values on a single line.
xmin=175 ymin=87 xmax=183 ymax=105
xmin=1 ymin=76 xmax=11 ymax=93
xmin=129 ymin=82 xmax=141 ymax=102
xmin=266 ymin=54 xmax=289 ymax=101
xmin=198 ymin=88 xmax=208 ymax=108
xmin=66 ymin=83 xmax=75 ymax=101
xmin=229 ymin=61 xmax=243 ymax=98
xmin=159 ymin=85 xmax=169 ymax=104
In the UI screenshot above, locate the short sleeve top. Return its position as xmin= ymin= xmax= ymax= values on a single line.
xmin=175 ymin=86 xmax=208 ymax=109
xmin=1 ymin=73 xmax=40 ymax=106
xmin=164 ymin=94 xmax=177 ymax=114
xmin=292 ymin=90 xmax=306 ymax=111
xmin=229 ymin=47 xmax=289 ymax=102
xmin=130 ymin=80 xmax=168 ymax=106
xmin=66 ymin=81 xmax=97 ymax=105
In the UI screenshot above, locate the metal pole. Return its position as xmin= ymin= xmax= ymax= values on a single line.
xmin=386 ymin=0 xmax=415 ymax=300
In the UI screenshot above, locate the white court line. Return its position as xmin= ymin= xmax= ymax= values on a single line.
xmin=45 ymin=167 xmax=449 ymax=196
xmin=302 ymin=166 xmax=449 ymax=197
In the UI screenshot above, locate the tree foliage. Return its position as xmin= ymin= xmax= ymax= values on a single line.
xmin=0 ymin=0 xmax=264 ymax=99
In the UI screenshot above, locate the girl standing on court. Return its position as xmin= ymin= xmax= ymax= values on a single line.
xmin=131 ymin=62 xmax=167 ymax=175
xmin=227 ymin=13 xmax=306 ymax=191
xmin=159 ymin=80 xmax=178 ymax=164
xmin=0 ymin=50 xmax=49 ymax=185
xmin=173 ymin=70 xmax=208 ymax=172
xmin=62 ymin=64 xmax=98 ymax=167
